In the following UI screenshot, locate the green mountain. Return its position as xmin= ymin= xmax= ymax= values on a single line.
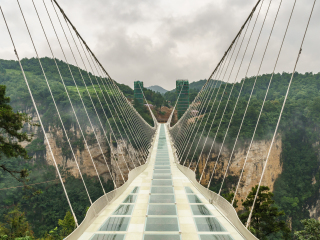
xmin=1 ymin=57 xmax=320 ymax=238
xmin=0 ymin=57 xmax=156 ymax=238
xmin=164 ymin=79 xmax=223 ymax=105
xmin=146 ymin=85 xmax=168 ymax=94
xmin=175 ymin=72 xmax=320 ymax=236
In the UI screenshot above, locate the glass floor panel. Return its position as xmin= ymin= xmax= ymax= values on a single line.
xmin=131 ymin=187 xmax=139 ymax=193
xmin=149 ymin=195 xmax=175 ymax=203
xmin=187 ymin=195 xmax=202 ymax=203
xmin=123 ymin=195 xmax=137 ymax=203
xmin=194 ymin=217 xmax=226 ymax=232
xmin=148 ymin=205 xmax=177 ymax=215
xmin=154 ymin=166 xmax=171 ymax=169
xmin=90 ymin=234 xmax=125 ymax=240
xmin=185 ymin=186 xmax=194 ymax=194
xmin=144 ymin=234 xmax=181 ymax=240
xmin=152 ymin=180 xmax=173 ymax=186
xmin=112 ymin=205 xmax=134 ymax=215
xmin=151 ymin=187 xmax=174 ymax=194
xmin=199 ymin=235 xmax=234 ymax=240
xmin=153 ymin=174 xmax=172 ymax=180
xmin=145 ymin=217 xmax=179 ymax=231
xmin=99 ymin=217 xmax=130 ymax=231
xmin=154 ymin=170 xmax=171 ymax=174
xmin=155 ymin=162 xmax=170 ymax=166
xmin=191 ymin=205 xmax=212 ymax=215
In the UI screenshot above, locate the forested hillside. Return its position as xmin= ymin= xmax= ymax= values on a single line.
xmin=0 ymin=57 xmax=157 ymax=238
xmin=180 ymin=72 xmax=320 ymax=236
xmin=1 ymin=56 xmax=320 ymax=238
xmin=164 ymin=79 xmax=223 ymax=105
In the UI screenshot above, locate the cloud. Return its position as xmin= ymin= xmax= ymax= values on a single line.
xmin=0 ymin=0 xmax=319 ymax=90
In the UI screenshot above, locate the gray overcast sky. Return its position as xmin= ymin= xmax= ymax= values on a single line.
xmin=1 ymin=0 xmax=319 ymax=90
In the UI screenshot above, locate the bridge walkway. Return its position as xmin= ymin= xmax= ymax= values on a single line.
xmin=79 ymin=124 xmax=244 ymax=240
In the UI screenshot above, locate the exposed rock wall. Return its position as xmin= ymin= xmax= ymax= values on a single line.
xmin=22 ymin=110 xmax=145 ymax=188
xmin=193 ymin=135 xmax=282 ymax=209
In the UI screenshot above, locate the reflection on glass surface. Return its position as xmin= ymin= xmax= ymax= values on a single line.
xmin=154 ymin=166 xmax=171 ymax=169
xmin=154 ymin=170 xmax=171 ymax=174
xmin=123 ymin=195 xmax=137 ymax=203
xmin=148 ymin=205 xmax=177 ymax=215
xmin=99 ymin=217 xmax=130 ymax=231
xmin=195 ymin=217 xmax=226 ymax=232
xmin=187 ymin=195 xmax=202 ymax=203
xmin=145 ymin=217 xmax=179 ymax=231
xmin=131 ymin=187 xmax=139 ymax=193
xmin=90 ymin=234 xmax=125 ymax=240
xmin=152 ymin=180 xmax=173 ymax=186
xmin=153 ymin=174 xmax=172 ymax=180
xmin=144 ymin=234 xmax=181 ymax=240
xmin=112 ymin=205 xmax=134 ymax=215
xmin=149 ymin=195 xmax=175 ymax=203
xmin=191 ymin=205 xmax=212 ymax=215
xmin=151 ymin=187 xmax=174 ymax=194
xmin=184 ymin=186 xmax=194 ymax=194
xmin=199 ymin=235 xmax=234 ymax=240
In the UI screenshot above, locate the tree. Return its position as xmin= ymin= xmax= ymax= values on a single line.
xmin=57 ymin=211 xmax=75 ymax=237
xmin=154 ymin=96 xmax=163 ymax=110
xmin=239 ymin=185 xmax=290 ymax=240
xmin=0 ymin=85 xmax=36 ymax=184
xmin=294 ymin=219 xmax=320 ymax=240
xmin=222 ymin=189 xmax=238 ymax=209
xmin=0 ymin=207 xmax=34 ymax=239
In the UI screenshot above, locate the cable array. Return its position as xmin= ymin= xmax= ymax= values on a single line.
xmin=1 ymin=0 xmax=157 ymax=227
xmin=168 ymin=0 xmax=317 ymax=229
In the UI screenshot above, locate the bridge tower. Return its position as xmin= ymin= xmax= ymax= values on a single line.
xmin=134 ymin=81 xmax=144 ymax=104
xmin=176 ymin=80 xmax=189 ymax=119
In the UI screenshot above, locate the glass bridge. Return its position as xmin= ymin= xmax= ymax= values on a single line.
xmin=77 ymin=124 xmax=244 ymax=240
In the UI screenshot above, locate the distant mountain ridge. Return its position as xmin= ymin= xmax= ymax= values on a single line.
xmin=167 ymin=79 xmax=223 ymax=92
xmin=146 ymin=85 xmax=168 ymax=94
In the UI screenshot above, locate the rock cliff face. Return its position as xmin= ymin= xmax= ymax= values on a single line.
xmin=193 ymin=136 xmax=282 ymax=209
xmin=23 ymin=110 xmax=144 ymax=188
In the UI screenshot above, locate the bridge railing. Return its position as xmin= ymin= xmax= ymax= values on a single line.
xmin=64 ymin=127 xmax=159 ymax=240
xmin=166 ymin=124 xmax=258 ymax=240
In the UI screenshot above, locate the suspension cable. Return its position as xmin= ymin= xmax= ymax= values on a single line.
xmin=1 ymin=4 xmax=78 ymax=226
xmin=198 ymin=0 xmax=264 ymax=184
xmin=207 ymin=0 xmax=273 ymax=188
xmin=230 ymin=0 xmax=298 ymax=206
xmin=80 ymin=42 xmax=142 ymax=167
xmin=63 ymin=15 xmax=128 ymax=180
xmin=186 ymin=31 xmax=244 ymax=169
xmin=246 ymin=0 xmax=317 ymax=228
xmin=176 ymin=79 xmax=217 ymax=162
xmin=50 ymin=1 xmax=123 ymax=184
xmin=65 ymin=23 xmax=131 ymax=174
xmin=170 ymin=0 xmax=262 ymax=163
xmin=218 ymin=0 xmax=286 ymax=196
xmin=31 ymin=0 xmax=94 ymax=209
xmin=45 ymin=0 xmax=117 ymax=188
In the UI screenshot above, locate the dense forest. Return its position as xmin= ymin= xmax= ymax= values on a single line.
xmin=179 ymin=72 xmax=320 ymax=237
xmin=1 ymin=57 xmax=320 ymax=238
xmin=0 ymin=58 xmax=159 ymax=239
xmin=163 ymin=79 xmax=223 ymax=105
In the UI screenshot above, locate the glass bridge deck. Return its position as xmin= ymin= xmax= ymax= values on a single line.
xmin=79 ymin=124 xmax=244 ymax=240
